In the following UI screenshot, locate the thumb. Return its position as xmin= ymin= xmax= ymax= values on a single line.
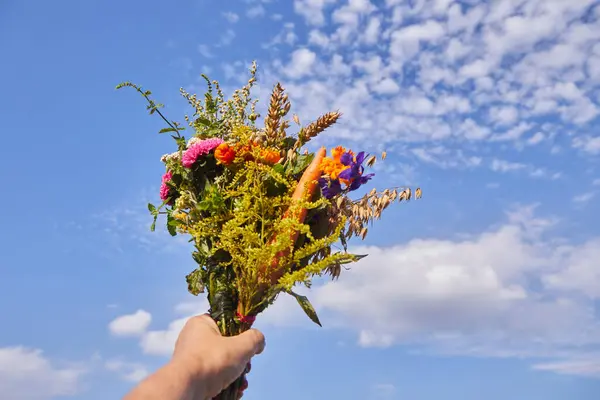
xmin=228 ymin=328 xmax=266 ymax=361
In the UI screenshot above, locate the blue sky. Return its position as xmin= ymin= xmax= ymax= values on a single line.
xmin=1 ymin=0 xmax=600 ymax=399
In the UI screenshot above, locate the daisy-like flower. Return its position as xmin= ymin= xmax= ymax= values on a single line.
xmin=182 ymin=138 xmax=224 ymax=168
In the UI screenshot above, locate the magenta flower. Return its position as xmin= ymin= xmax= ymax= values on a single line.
xmin=182 ymin=138 xmax=224 ymax=168
xmin=159 ymin=170 xmax=173 ymax=201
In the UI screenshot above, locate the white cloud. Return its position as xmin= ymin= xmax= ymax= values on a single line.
xmin=0 ymin=347 xmax=85 ymax=399
xmin=247 ymin=4 xmax=266 ymax=18
xmin=489 ymin=106 xmax=519 ymax=126
xmin=545 ymin=238 xmax=600 ymax=298
xmin=105 ymin=359 xmax=149 ymax=383
xmin=294 ymin=0 xmax=336 ymax=26
xmin=490 ymin=159 xmax=526 ymax=172
xmin=572 ymin=192 xmax=595 ymax=204
xmin=532 ymin=358 xmax=600 ymax=378
xmin=272 ymin=0 xmax=600 ymax=169
xmin=389 ymin=20 xmax=445 ymax=60
xmin=263 ymin=23 xmax=298 ymax=48
xmin=362 ymin=15 xmax=381 ymax=44
xmin=141 ymin=317 xmax=189 ymax=356
xmin=113 ymin=297 xmax=211 ymax=356
xmin=573 ymin=135 xmax=600 ymax=155
xmin=308 ymin=207 xmax=600 ymax=368
xmin=219 ymin=29 xmax=236 ymax=46
xmin=284 ymin=48 xmax=317 ymax=78
xmin=372 ymin=78 xmax=399 ymax=95
xmin=197 ymin=44 xmax=213 ymax=58
xmin=308 ymin=29 xmax=330 ymax=48
xmin=109 ymin=309 xmax=152 ymax=337
xmin=526 ymin=132 xmax=545 ymax=145
xmin=222 ymin=12 xmax=239 ymax=23
xmin=372 ymin=383 xmax=397 ymax=399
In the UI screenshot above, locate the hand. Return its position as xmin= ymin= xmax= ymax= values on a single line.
xmin=172 ymin=314 xmax=266 ymax=399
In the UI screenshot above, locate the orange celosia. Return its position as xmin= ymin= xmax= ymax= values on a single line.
xmin=214 ymin=143 xmax=236 ymax=165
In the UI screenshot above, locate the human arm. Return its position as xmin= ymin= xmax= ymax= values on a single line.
xmin=123 ymin=314 xmax=265 ymax=400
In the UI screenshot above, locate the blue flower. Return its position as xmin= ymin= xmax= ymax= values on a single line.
xmin=338 ymin=151 xmax=374 ymax=191
xmin=318 ymin=177 xmax=342 ymax=199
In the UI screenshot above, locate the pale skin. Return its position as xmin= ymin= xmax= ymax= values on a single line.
xmin=124 ymin=314 xmax=265 ymax=400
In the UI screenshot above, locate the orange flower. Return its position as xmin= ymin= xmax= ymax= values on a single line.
xmin=330 ymin=146 xmax=345 ymax=162
xmin=260 ymin=148 xmax=281 ymax=165
xmin=320 ymin=146 xmax=352 ymax=180
xmin=214 ymin=143 xmax=236 ymax=165
xmin=235 ymin=141 xmax=258 ymax=161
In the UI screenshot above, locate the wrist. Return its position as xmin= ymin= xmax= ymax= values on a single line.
xmin=166 ymin=358 xmax=207 ymax=400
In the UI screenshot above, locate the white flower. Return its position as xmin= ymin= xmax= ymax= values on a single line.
xmin=187 ymin=137 xmax=201 ymax=146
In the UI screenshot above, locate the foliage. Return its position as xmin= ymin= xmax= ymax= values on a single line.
xmin=117 ymin=61 xmax=422 ymax=334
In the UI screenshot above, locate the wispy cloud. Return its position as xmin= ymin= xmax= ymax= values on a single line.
xmin=197 ymin=44 xmax=213 ymax=58
xmin=533 ymin=358 xmax=600 ymax=378
xmin=222 ymin=11 xmax=239 ymax=23
xmin=573 ymin=192 xmax=595 ymax=204
xmin=247 ymin=4 xmax=266 ymax=18
xmin=239 ymin=0 xmax=600 ymax=178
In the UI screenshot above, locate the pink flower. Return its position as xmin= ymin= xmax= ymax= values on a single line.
xmin=159 ymin=170 xmax=173 ymax=201
xmin=182 ymin=138 xmax=224 ymax=168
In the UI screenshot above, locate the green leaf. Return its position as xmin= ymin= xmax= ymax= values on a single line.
xmin=287 ymin=153 xmax=315 ymax=176
xmin=150 ymin=214 xmax=157 ymax=232
xmin=340 ymin=253 xmax=368 ymax=264
xmin=288 ymin=291 xmax=322 ymax=327
xmin=159 ymin=127 xmax=177 ymax=134
xmin=281 ymin=137 xmax=296 ymax=150
xmin=174 ymin=136 xmax=187 ymax=149
xmin=147 ymin=203 xmax=157 ymax=215
xmin=206 ymin=127 xmax=221 ymax=137
xmin=186 ymin=268 xmax=205 ymax=295
xmin=166 ymin=213 xmax=177 ymax=236
xmin=194 ymin=117 xmax=212 ymax=127
xmin=272 ymin=163 xmax=285 ymax=176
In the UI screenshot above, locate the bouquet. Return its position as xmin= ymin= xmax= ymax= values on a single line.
xmin=118 ymin=62 xmax=421 ymax=399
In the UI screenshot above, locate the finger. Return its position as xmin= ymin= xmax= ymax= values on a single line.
xmin=194 ymin=314 xmax=222 ymax=335
xmin=229 ymin=328 xmax=266 ymax=361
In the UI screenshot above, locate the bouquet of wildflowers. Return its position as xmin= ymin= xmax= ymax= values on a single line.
xmin=118 ymin=62 xmax=420 ymax=399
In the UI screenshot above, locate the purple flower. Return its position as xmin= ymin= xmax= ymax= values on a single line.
xmin=318 ymin=177 xmax=342 ymax=199
xmin=338 ymin=151 xmax=374 ymax=191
